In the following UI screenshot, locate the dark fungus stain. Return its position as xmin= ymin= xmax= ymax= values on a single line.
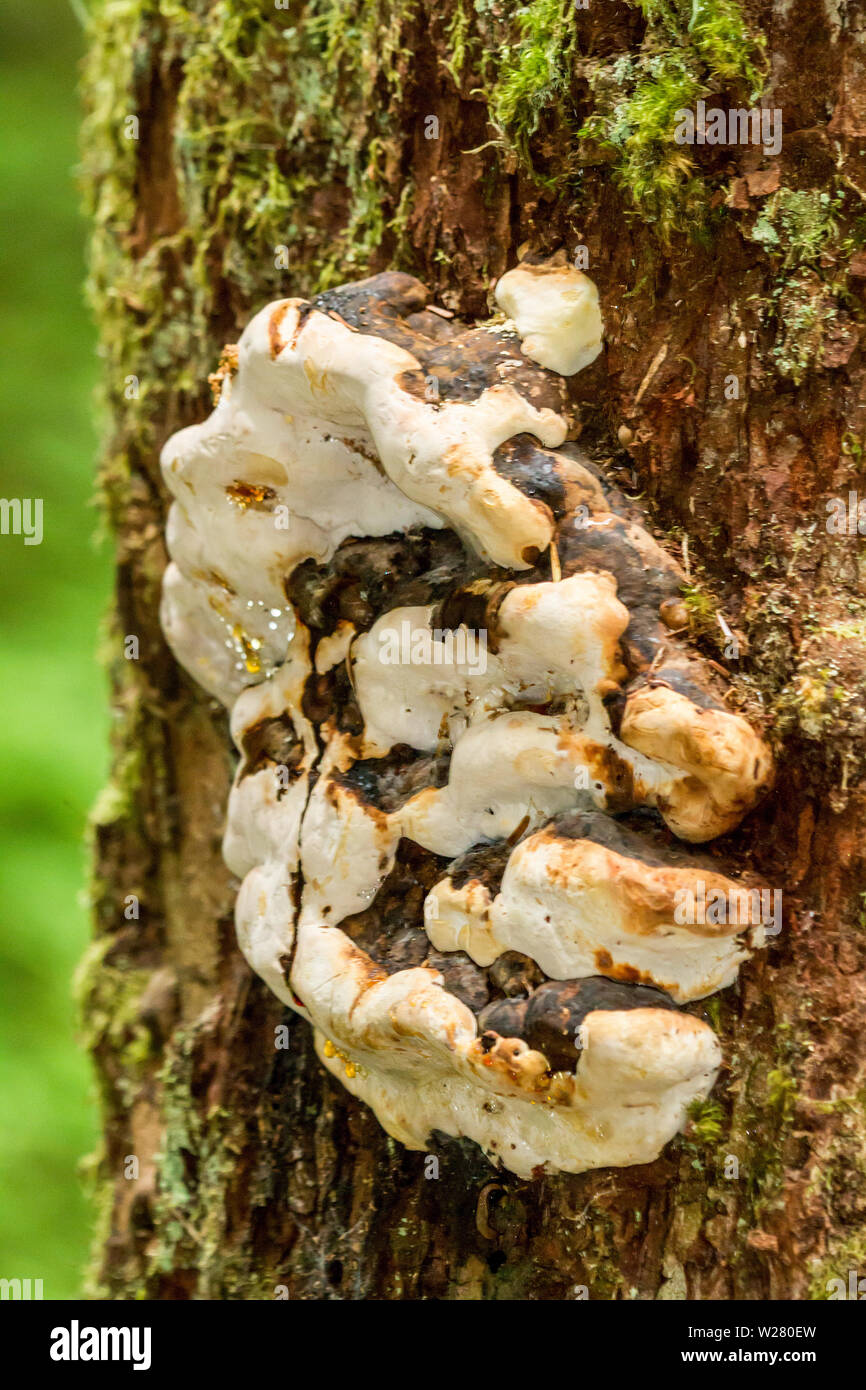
xmin=477 ymin=976 xmax=679 ymax=1073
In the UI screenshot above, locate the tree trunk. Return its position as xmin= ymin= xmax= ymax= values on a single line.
xmin=82 ymin=0 xmax=866 ymax=1300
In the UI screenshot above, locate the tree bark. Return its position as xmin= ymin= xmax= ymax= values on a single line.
xmin=82 ymin=0 xmax=866 ymax=1300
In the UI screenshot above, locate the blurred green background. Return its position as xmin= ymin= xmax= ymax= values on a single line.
xmin=0 ymin=0 xmax=110 ymax=1296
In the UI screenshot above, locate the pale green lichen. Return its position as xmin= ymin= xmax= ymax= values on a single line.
xmin=775 ymin=661 xmax=857 ymax=741
xmin=751 ymin=189 xmax=842 ymax=269
xmin=749 ymin=186 xmax=866 ymax=382
xmin=807 ymin=1118 xmax=866 ymax=1298
xmin=148 ymin=1027 xmax=270 ymax=1296
xmin=772 ymin=278 xmax=832 ymax=384
xmin=809 ymin=1238 xmax=866 ymax=1300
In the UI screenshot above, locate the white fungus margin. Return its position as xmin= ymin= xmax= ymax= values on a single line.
xmin=159 ymin=265 xmax=772 ymax=1177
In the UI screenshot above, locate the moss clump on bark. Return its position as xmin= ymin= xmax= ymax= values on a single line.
xmin=81 ymin=0 xmax=424 ymax=487
xmin=579 ymin=0 xmax=765 ymax=238
xmin=486 ymin=0 xmax=579 ymax=161
xmin=75 ymin=939 xmax=155 ymax=1093
xmin=685 ymin=1098 xmax=725 ymax=1147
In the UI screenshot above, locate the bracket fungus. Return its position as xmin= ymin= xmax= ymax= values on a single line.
xmin=160 ymin=261 xmax=773 ymax=1178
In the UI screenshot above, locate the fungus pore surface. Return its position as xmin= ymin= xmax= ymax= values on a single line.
xmin=160 ymin=264 xmax=773 ymax=1178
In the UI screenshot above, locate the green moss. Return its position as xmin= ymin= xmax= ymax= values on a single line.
xmin=75 ymin=938 xmax=155 ymax=1088
xmin=487 ymin=0 xmax=578 ymax=161
xmin=682 ymin=581 xmax=717 ymax=631
xmin=580 ymin=0 xmax=765 ymax=239
xmin=81 ymin=0 xmax=423 ymax=498
xmin=686 ymin=1098 xmax=725 ymax=1146
xmin=581 ymin=48 xmax=704 ymax=237
xmin=441 ymin=0 xmax=471 ymax=86
xmin=766 ymin=1067 xmax=798 ymax=1122
xmin=90 ymin=738 xmax=144 ymax=829
xmin=842 ymin=430 xmax=865 ymax=465
xmin=630 ymin=0 xmax=764 ymax=90
xmin=683 ymin=0 xmax=764 ymax=89
xmin=678 ymin=579 xmax=736 ymax=658
xmin=436 ymin=0 xmax=768 ymax=234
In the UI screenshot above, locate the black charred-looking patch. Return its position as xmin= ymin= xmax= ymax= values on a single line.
xmin=556 ymin=512 xmax=681 ymax=668
xmin=404 ymin=309 xmax=464 ymax=344
xmin=339 ymin=842 xmax=490 ymax=1012
xmin=635 ymin=665 xmax=726 ymax=713
xmin=340 ymin=842 xmax=440 ymax=968
xmin=446 ymin=838 xmax=516 ymax=894
xmin=311 ymin=271 xmax=429 ymax=337
xmin=307 ymin=270 xmax=567 ymax=412
xmin=425 ymin=948 xmax=490 ymax=1012
xmin=546 ymin=808 xmax=728 ymax=876
xmin=432 ymin=578 xmax=515 ymax=651
xmin=300 ymin=665 xmax=363 ymax=737
xmin=491 ymin=436 xmax=568 ymax=519
xmin=332 ymin=746 xmax=450 ymax=814
xmin=602 ymin=685 xmax=629 ymax=738
xmin=586 ymin=743 xmax=639 ymax=816
xmin=287 ymin=529 xmax=475 ymax=636
xmin=396 ymin=330 xmax=567 ymax=412
xmin=477 ymin=976 xmax=679 ymax=1073
xmin=240 ymin=716 xmax=304 ymax=782
xmin=386 ymin=539 xmax=483 ymax=611
xmin=488 ymin=951 xmax=547 ymax=999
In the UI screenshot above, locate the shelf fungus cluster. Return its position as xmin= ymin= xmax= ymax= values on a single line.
xmin=160 ymin=261 xmax=773 ymax=1178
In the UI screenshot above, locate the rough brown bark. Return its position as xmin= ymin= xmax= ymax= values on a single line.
xmin=83 ymin=0 xmax=866 ymax=1299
